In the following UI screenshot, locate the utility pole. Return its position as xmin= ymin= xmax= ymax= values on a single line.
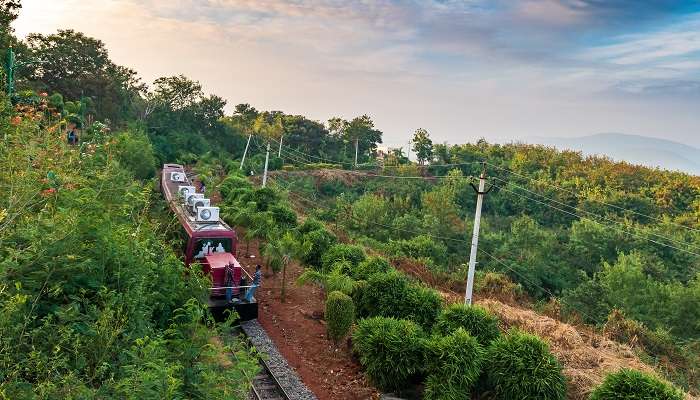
xmin=406 ymin=140 xmax=411 ymax=162
xmin=240 ymin=134 xmax=252 ymax=170
xmin=5 ymin=46 xmax=14 ymax=97
xmin=354 ymin=138 xmax=359 ymax=169
xmin=278 ymin=135 xmax=283 ymax=158
xmin=465 ymin=164 xmax=491 ymax=305
xmin=262 ymin=140 xmax=271 ymax=187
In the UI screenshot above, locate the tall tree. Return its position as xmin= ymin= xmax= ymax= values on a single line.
xmin=24 ymin=30 xmax=145 ymax=124
xmin=328 ymin=115 xmax=382 ymax=167
xmin=412 ymin=128 xmax=433 ymax=165
xmin=0 ymin=0 xmax=20 ymax=27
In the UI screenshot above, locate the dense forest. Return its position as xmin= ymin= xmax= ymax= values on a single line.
xmin=1 ymin=1 xmax=698 ymax=399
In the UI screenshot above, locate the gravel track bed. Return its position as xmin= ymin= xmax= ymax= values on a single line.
xmin=241 ymin=319 xmax=318 ymax=400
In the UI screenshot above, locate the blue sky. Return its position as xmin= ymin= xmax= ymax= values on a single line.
xmin=13 ymin=0 xmax=700 ymax=147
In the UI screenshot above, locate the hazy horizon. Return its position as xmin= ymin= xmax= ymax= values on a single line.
xmin=12 ymin=1 xmax=700 ymax=149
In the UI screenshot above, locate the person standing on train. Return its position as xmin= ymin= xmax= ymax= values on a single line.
xmin=224 ymin=263 xmax=234 ymax=303
xmin=245 ymin=265 xmax=262 ymax=302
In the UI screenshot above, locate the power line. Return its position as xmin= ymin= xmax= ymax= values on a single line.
xmin=268 ymin=143 xmax=700 ymax=242
xmin=491 ymin=176 xmax=700 ymax=253
xmin=269 ymin=162 xmax=700 ymax=258
xmin=491 ymin=183 xmax=700 ymax=258
xmin=271 ymin=150 xmax=478 ymax=181
xmin=485 ymin=161 xmax=700 ymax=235
xmin=268 ymin=175 xmax=608 ymax=325
xmin=257 ymin=139 xmax=699 ymax=238
xmin=277 ymin=139 xmax=483 ymax=170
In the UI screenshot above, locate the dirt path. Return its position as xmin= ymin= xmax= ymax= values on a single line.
xmin=238 ymin=238 xmax=378 ymax=400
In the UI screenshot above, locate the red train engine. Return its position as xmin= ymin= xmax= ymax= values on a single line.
xmin=161 ymin=163 xmax=257 ymax=320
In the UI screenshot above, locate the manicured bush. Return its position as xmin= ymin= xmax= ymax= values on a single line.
xmin=352 ymin=317 xmax=427 ymax=392
xmin=424 ymin=328 xmax=485 ymax=400
xmin=325 ymin=291 xmax=355 ymax=343
xmin=589 ymin=369 xmax=683 ymax=400
xmin=351 ymin=256 xmax=392 ymax=280
xmin=434 ymin=303 xmax=501 ymax=346
xmin=485 ymin=329 xmax=566 ymax=400
xmin=321 ymin=244 xmax=366 ymax=272
xmin=406 ymin=285 xmax=444 ymax=328
xmin=359 ymin=271 xmax=442 ymax=328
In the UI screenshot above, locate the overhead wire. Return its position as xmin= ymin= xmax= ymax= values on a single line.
xmin=266 ymin=174 xmax=608 ymax=326
xmin=485 ymin=161 xmax=700 ymax=235
xmin=491 ymin=175 xmax=700 ymax=253
xmin=491 ymin=182 xmax=700 ymax=258
xmin=256 ymin=139 xmax=700 ymax=254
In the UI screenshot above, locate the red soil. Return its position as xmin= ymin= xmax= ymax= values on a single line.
xmin=238 ymin=239 xmax=379 ymax=400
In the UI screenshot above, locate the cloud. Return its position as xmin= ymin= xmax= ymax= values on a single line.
xmin=11 ymin=0 xmax=700 ymax=146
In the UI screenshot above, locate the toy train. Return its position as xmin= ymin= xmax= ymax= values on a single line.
xmin=161 ymin=164 xmax=257 ymax=320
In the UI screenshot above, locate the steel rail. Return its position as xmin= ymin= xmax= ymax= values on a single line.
xmin=230 ymin=325 xmax=292 ymax=400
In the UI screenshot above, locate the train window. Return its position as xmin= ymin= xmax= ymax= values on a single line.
xmin=193 ymin=238 xmax=232 ymax=258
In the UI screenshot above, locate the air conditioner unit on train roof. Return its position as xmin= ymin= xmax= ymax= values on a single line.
xmin=193 ymin=198 xmax=211 ymax=210
xmin=186 ymin=193 xmax=204 ymax=207
xmin=196 ymin=206 xmax=219 ymax=223
xmin=178 ymin=185 xmax=195 ymax=199
xmin=170 ymin=171 xmax=186 ymax=182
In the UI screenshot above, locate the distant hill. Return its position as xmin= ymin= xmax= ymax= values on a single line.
xmin=527 ymin=133 xmax=700 ymax=176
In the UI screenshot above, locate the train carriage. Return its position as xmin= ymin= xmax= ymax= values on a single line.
xmin=161 ymin=163 xmax=257 ymax=320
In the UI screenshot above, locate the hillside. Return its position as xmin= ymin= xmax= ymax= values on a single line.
xmin=2 ymin=5 xmax=699 ymax=399
xmin=529 ymin=133 xmax=700 ymax=176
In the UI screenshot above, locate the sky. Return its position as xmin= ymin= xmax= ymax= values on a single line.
xmin=11 ymin=0 xmax=700 ymax=148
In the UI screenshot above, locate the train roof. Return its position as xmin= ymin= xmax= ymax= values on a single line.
xmin=161 ymin=164 xmax=235 ymax=237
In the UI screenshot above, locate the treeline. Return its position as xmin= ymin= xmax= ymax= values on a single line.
xmin=2 ymin=4 xmax=385 ymax=172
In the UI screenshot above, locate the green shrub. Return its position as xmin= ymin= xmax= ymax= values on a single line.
xmin=589 ymin=369 xmax=683 ymax=400
xmin=351 ymin=256 xmax=392 ymax=280
xmin=387 ymin=234 xmax=449 ymax=267
xmin=250 ymin=187 xmax=282 ymax=211
xmin=485 ymin=329 xmax=566 ymax=400
xmin=297 ymin=268 xmax=357 ymax=296
xmin=300 ymin=228 xmax=337 ymax=268
xmin=270 ymin=204 xmax=297 ymax=228
xmin=224 ymin=187 xmax=253 ymax=204
xmin=114 ymin=130 xmax=156 ymax=180
xmin=424 ymin=328 xmax=485 ymax=400
xmin=359 ymin=271 xmax=442 ymax=328
xmin=298 ymin=217 xmax=325 ymax=234
xmin=434 ymin=303 xmax=501 ymax=346
xmin=325 ymin=291 xmax=355 ymax=343
xmin=352 ymin=317 xmax=427 ymax=392
xmin=321 ymin=244 xmax=366 ymax=272
xmin=219 ymin=173 xmax=251 ymax=199
xmin=407 ymin=285 xmax=444 ymax=328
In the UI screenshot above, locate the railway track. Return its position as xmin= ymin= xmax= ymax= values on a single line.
xmin=231 ymin=320 xmax=316 ymax=400
xmin=249 ymin=357 xmax=291 ymax=400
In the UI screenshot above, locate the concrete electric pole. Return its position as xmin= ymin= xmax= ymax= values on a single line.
xmin=262 ymin=141 xmax=271 ymax=187
xmin=465 ymin=164 xmax=491 ymax=305
xmin=240 ymin=134 xmax=252 ymax=170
